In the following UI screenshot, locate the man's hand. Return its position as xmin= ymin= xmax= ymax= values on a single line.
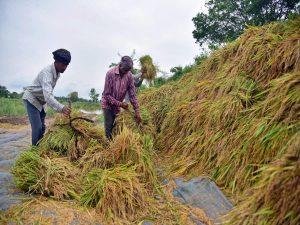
xmin=135 ymin=113 xmax=142 ymax=124
xmin=121 ymin=102 xmax=129 ymax=110
xmin=62 ymin=106 xmax=71 ymax=116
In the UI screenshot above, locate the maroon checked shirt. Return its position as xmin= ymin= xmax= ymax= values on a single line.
xmin=101 ymin=65 xmax=140 ymax=115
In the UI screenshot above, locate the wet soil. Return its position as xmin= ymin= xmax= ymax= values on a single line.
xmin=0 ymin=125 xmax=30 ymax=210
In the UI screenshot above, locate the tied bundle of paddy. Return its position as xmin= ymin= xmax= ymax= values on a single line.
xmin=80 ymin=164 xmax=149 ymax=224
xmin=12 ymin=148 xmax=79 ymax=200
xmin=38 ymin=112 xmax=107 ymax=160
xmin=139 ymin=55 xmax=157 ymax=81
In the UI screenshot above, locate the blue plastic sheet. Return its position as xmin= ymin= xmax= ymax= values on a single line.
xmin=173 ymin=177 xmax=233 ymax=224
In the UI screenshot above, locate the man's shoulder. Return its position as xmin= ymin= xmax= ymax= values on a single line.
xmin=39 ymin=64 xmax=53 ymax=76
xmin=41 ymin=64 xmax=53 ymax=72
xmin=107 ymin=66 xmax=118 ymax=76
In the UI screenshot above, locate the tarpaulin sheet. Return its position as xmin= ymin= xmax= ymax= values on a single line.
xmin=173 ymin=177 xmax=233 ymax=224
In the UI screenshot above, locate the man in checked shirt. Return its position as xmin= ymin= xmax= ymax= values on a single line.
xmin=101 ymin=56 xmax=142 ymax=140
xmin=22 ymin=49 xmax=72 ymax=145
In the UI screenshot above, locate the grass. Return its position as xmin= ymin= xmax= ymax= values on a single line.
xmin=0 ymin=98 xmax=26 ymax=116
xmin=0 ymin=97 xmax=101 ymax=117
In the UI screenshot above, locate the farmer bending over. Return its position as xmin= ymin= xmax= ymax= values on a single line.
xmin=101 ymin=56 xmax=141 ymax=140
xmin=23 ymin=49 xmax=72 ymax=145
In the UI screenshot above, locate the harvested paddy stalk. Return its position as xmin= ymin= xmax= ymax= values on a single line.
xmin=139 ymin=55 xmax=157 ymax=81
xmin=109 ymin=127 xmax=158 ymax=187
xmin=80 ymin=165 xmax=149 ymax=223
xmin=114 ymin=107 xmax=156 ymax=137
xmin=12 ymin=148 xmax=41 ymax=192
xmin=81 ymin=125 xmax=158 ymax=188
xmin=12 ymin=149 xmax=79 ymax=200
xmin=225 ymin=134 xmax=300 ymax=225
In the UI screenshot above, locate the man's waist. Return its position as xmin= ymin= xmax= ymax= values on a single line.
xmin=101 ymin=102 xmax=120 ymax=113
xmin=23 ymin=89 xmax=46 ymax=105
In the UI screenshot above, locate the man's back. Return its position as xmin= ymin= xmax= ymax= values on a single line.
xmin=23 ymin=63 xmax=63 ymax=112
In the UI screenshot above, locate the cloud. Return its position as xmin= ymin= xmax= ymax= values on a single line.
xmin=0 ymin=0 xmax=205 ymax=98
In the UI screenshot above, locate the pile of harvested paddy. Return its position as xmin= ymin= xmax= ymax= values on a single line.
xmin=225 ymin=133 xmax=300 ymax=225
xmin=139 ymin=17 xmax=300 ymax=190
xmin=137 ymin=16 xmax=300 ymax=224
xmin=79 ymin=126 xmax=158 ymax=189
xmin=12 ymin=112 xmax=160 ymax=223
xmin=108 ymin=126 xmax=158 ymax=187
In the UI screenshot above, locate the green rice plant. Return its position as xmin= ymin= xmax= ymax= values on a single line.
xmin=0 ymin=98 xmax=100 ymax=117
xmin=80 ymin=165 xmax=149 ymax=223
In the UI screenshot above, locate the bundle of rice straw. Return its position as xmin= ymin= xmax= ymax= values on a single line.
xmin=139 ymin=55 xmax=157 ymax=80
xmin=80 ymin=164 xmax=149 ymax=223
xmin=12 ymin=148 xmax=79 ymax=200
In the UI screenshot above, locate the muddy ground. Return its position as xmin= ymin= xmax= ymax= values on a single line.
xmin=0 ymin=123 xmax=30 ymax=210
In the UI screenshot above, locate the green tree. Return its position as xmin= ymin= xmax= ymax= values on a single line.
xmin=0 ymin=85 xmax=9 ymax=98
xmin=9 ymin=92 xmax=20 ymax=99
xmin=68 ymin=91 xmax=79 ymax=102
xmin=192 ymin=0 xmax=300 ymax=48
xmin=89 ymin=88 xmax=99 ymax=102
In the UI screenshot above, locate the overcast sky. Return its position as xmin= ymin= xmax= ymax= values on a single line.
xmin=0 ymin=0 xmax=205 ymax=98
